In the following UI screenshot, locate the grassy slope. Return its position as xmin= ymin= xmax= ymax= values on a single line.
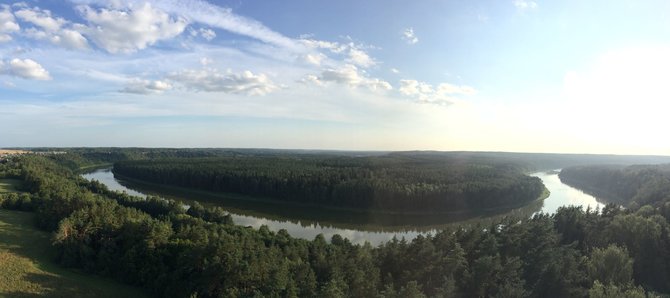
xmin=0 ymin=209 xmax=147 ymax=298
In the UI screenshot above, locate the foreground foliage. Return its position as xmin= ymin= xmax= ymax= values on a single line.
xmin=0 ymin=209 xmax=147 ymax=297
xmin=1 ymin=153 xmax=669 ymax=297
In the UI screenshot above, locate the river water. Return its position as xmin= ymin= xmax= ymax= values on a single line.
xmin=82 ymin=168 xmax=604 ymax=245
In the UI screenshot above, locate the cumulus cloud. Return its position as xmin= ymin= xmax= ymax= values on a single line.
xmin=300 ymin=38 xmax=376 ymax=68
xmin=121 ymin=79 xmax=172 ymax=94
xmin=514 ymin=0 xmax=538 ymax=10
xmin=13 ymin=6 xmax=88 ymax=50
xmin=299 ymin=74 xmax=324 ymax=86
xmin=72 ymin=0 xmax=302 ymax=51
xmin=347 ymin=47 xmax=375 ymax=68
xmin=307 ymin=64 xmax=391 ymax=91
xmin=401 ymin=28 xmax=418 ymax=45
xmin=14 ymin=6 xmax=65 ymax=31
xmin=1 ymin=58 xmax=51 ymax=80
xmin=46 ymin=28 xmax=88 ymax=49
xmin=399 ymin=79 xmax=475 ymax=105
xmin=168 ymin=68 xmax=279 ymax=95
xmin=76 ymin=3 xmax=187 ymax=53
xmin=0 ymin=5 xmax=20 ymax=42
xmin=300 ymin=52 xmax=327 ymax=66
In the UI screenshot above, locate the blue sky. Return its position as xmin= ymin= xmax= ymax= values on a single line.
xmin=1 ymin=0 xmax=670 ymax=154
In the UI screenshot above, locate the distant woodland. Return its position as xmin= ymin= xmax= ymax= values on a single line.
xmin=113 ymin=155 xmax=544 ymax=213
xmin=560 ymin=164 xmax=670 ymax=207
xmin=0 ymin=149 xmax=669 ymax=297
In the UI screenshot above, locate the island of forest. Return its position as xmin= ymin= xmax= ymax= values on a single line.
xmin=112 ymin=154 xmax=545 ymax=214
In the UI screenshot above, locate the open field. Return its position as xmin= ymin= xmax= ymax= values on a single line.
xmin=0 ymin=209 xmax=147 ymax=297
xmin=0 ymin=150 xmax=29 ymax=155
xmin=0 ymin=179 xmax=22 ymax=194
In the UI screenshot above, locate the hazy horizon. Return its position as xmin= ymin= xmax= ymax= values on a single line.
xmin=2 ymin=0 xmax=670 ymax=155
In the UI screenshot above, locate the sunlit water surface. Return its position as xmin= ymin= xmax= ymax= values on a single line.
xmin=83 ymin=168 xmax=604 ymax=245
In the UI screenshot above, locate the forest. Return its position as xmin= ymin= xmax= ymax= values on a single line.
xmin=112 ymin=155 xmax=545 ymax=213
xmin=560 ymin=164 xmax=670 ymax=208
xmin=0 ymin=151 xmax=669 ymax=297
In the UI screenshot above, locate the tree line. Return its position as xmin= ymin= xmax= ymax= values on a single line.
xmin=559 ymin=164 xmax=670 ymax=208
xmin=113 ymin=155 xmax=544 ymax=213
xmin=0 ymin=153 xmax=669 ymax=296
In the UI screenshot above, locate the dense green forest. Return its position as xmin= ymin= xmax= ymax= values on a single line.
xmin=1 ymin=151 xmax=670 ymax=297
xmin=560 ymin=164 xmax=670 ymax=207
xmin=113 ymin=155 xmax=545 ymax=213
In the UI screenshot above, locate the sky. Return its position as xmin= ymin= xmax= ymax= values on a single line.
xmin=1 ymin=0 xmax=670 ymax=155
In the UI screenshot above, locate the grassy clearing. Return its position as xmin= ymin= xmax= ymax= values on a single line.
xmin=0 ymin=209 xmax=148 ymax=298
xmin=0 ymin=179 xmax=23 ymax=194
xmin=0 ymin=150 xmax=29 ymax=155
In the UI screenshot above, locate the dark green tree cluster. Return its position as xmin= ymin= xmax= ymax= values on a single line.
xmin=113 ymin=155 xmax=544 ymax=213
xmin=2 ymin=154 xmax=670 ymax=297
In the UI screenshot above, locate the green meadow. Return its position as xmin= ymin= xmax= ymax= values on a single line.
xmin=0 ymin=209 xmax=147 ymax=297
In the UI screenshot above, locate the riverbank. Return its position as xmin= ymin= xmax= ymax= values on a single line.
xmin=83 ymin=168 xmax=593 ymax=244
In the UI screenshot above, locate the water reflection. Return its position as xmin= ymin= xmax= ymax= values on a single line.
xmin=82 ymin=168 xmax=604 ymax=245
xmin=533 ymin=171 xmax=605 ymax=214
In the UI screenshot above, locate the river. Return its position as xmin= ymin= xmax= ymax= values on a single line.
xmin=82 ymin=168 xmax=604 ymax=245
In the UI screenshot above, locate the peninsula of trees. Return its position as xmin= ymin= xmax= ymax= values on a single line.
xmin=112 ymin=154 xmax=545 ymax=213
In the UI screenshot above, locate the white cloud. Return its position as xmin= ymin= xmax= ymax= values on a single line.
xmin=168 ymin=68 xmax=279 ymax=95
xmin=72 ymin=0 xmax=303 ymax=51
xmin=399 ymin=79 xmax=432 ymax=97
xmin=514 ymin=0 xmax=538 ymax=10
xmin=311 ymin=64 xmax=391 ymax=91
xmin=399 ymin=79 xmax=475 ymax=105
xmin=13 ymin=6 xmax=88 ymax=50
xmin=15 ymin=7 xmax=65 ymax=31
xmin=301 ymin=52 xmax=327 ymax=66
xmin=0 ymin=5 xmax=20 ymax=42
xmin=199 ymin=28 xmax=216 ymax=41
xmin=347 ymin=47 xmax=375 ymax=68
xmin=299 ymin=38 xmax=346 ymax=53
xmin=51 ymin=28 xmax=89 ymax=49
xmin=1 ymin=58 xmax=51 ymax=80
xmin=299 ymin=74 xmax=324 ymax=86
xmin=77 ymin=3 xmax=187 ymax=53
xmin=401 ymin=28 xmax=418 ymax=45
xmin=300 ymin=38 xmax=376 ymax=68
xmin=390 ymin=68 xmax=400 ymax=74
xmin=121 ymin=79 xmax=172 ymax=94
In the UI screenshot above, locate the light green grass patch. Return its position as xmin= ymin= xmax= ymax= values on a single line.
xmin=0 ymin=179 xmax=22 ymax=194
xmin=0 ymin=209 xmax=148 ymax=297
